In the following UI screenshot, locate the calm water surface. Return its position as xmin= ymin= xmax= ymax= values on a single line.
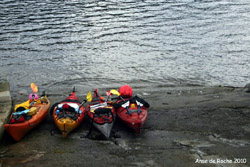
xmin=1 ymin=0 xmax=250 ymax=96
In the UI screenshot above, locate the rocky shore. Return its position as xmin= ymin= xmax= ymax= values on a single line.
xmin=0 ymin=82 xmax=12 ymax=142
xmin=0 ymin=83 xmax=250 ymax=167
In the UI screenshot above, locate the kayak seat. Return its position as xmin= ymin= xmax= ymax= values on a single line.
xmin=56 ymin=103 xmax=80 ymax=120
xmin=94 ymin=108 xmax=112 ymax=115
xmin=93 ymin=108 xmax=114 ymax=123
xmin=57 ymin=112 xmax=77 ymax=120
xmin=16 ymin=107 xmax=26 ymax=112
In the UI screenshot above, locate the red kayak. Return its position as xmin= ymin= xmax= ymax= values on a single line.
xmin=51 ymin=88 xmax=86 ymax=138
xmin=115 ymin=96 xmax=149 ymax=133
xmin=87 ymin=89 xmax=116 ymax=138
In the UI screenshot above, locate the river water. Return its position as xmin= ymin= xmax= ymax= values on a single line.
xmin=1 ymin=0 xmax=250 ymax=96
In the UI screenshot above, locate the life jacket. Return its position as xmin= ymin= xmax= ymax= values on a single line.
xmin=14 ymin=99 xmax=41 ymax=112
xmin=27 ymin=107 xmax=38 ymax=116
xmin=14 ymin=100 xmax=30 ymax=112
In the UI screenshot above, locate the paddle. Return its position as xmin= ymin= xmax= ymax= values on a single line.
xmin=105 ymin=90 xmax=112 ymax=102
xmin=30 ymin=83 xmax=38 ymax=93
xmin=110 ymin=89 xmax=131 ymax=115
xmin=87 ymin=91 xmax=92 ymax=102
xmin=29 ymin=83 xmax=40 ymax=106
xmin=110 ymin=89 xmax=120 ymax=96
xmin=77 ymin=91 xmax=92 ymax=113
xmin=136 ymin=100 xmax=143 ymax=114
xmin=121 ymin=101 xmax=132 ymax=115
xmin=110 ymin=89 xmax=126 ymax=101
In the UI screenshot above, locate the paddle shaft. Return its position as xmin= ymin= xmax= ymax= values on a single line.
xmin=77 ymin=99 xmax=87 ymax=113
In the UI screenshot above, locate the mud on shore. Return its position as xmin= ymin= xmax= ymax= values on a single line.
xmin=0 ymin=86 xmax=250 ymax=167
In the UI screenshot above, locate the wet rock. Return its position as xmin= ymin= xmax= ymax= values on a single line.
xmin=174 ymin=140 xmax=212 ymax=159
xmin=242 ymin=124 xmax=250 ymax=133
xmin=114 ymin=139 xmax=131 ymax=150
xmin=1 ymin=85 xmax=250 ymax=167
xmin=0 ymin=149 xmax=8 ymax=158
xmin=0 ymin=81 xmax=11 ymax=141
xmin=209 ymin=134 xmax=250 ymax=147
xmin=174 ymin=140 xmax=214 ymax=148
xmin=20 ymin=150 xmax=45 ymax=163
xmin=132 ymin=160 xmax=156 ymax=167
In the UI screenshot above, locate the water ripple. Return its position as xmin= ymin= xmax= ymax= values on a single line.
xmin=1 ymin=0 xmax=250 ymax=96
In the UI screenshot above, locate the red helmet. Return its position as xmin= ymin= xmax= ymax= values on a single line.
xmin=119 ymin=85 xmax=133 ymax=97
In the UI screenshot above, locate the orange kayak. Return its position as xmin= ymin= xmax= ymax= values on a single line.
xmin=51 ymin=90 xmax=85 ymax=138
xmin=4 ymin=96 xmax=50 ymax=141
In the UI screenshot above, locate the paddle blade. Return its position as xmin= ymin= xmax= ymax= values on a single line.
xmin=30 ymin=83 xmax=38 ymax=93
xmin=136 ymin=100 xmax=143 ymax=107
xmin=121 ymin=101 xmax=130 ymax=108
xmin=87 ymin=91 xmax=92 ymax=102
xmin=110 ymin=89 xmax=120 ymax=96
